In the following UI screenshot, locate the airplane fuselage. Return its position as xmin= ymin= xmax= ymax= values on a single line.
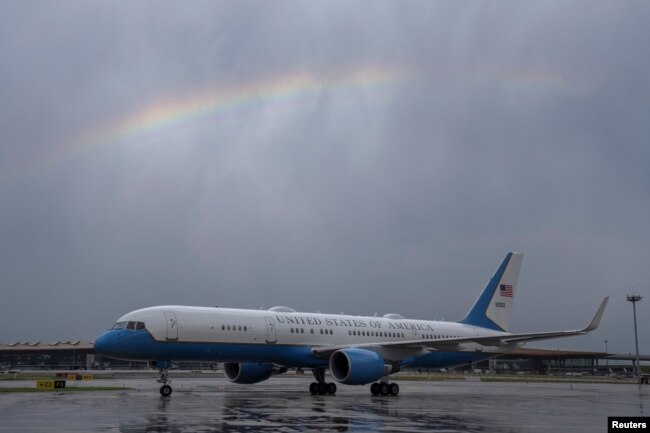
xmin=96 ymin=305 xmax=511 ymax=369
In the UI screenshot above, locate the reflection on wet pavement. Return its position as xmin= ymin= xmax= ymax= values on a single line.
xmin=1 ymin=376 xmax=647 ymax=432
xmin=117 ymin=393 xmax=501 ymax=433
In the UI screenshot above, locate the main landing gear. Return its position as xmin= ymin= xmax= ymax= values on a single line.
xmin=370 ymin=381 xmax=399 ymax=396
xmin=309 ymin=368 xmax=337 ymax=395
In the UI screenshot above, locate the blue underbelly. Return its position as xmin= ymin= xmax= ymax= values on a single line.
xmin=96 ymin=330 xmax=494 ymax=370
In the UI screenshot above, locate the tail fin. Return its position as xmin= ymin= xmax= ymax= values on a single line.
xmin=458 ymin=252 xmax=523 ymax=332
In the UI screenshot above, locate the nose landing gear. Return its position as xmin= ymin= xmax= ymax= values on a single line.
xmin=153 ymin=361 xmax=174 ymax=397
xmin=157 ymin=369 xmax=173 ymax=396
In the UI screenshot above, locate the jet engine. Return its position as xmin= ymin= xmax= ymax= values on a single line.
xmin=329 ymin=348 xmax=396 ymax=385
xmin=223 ymin=362 xmax=287 ymax=384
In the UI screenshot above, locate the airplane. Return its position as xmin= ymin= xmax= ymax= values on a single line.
xmin=93 ymin=252 xmax=609 ymax=397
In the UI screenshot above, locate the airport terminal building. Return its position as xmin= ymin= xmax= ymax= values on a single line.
xmin=0 ymin=341 xmax=645 ymax=375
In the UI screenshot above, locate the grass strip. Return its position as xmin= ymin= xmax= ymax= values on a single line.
xmin=0 ymin=386 xmax=129 ymax=393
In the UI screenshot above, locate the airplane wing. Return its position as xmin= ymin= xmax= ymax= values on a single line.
xmin=312 ymin=297 xmax=608 ymax=357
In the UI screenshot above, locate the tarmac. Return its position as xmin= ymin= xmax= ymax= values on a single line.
xmin=0 ymin=375 xmax=648 ymax=432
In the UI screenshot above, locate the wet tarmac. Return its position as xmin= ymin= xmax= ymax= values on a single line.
xmin=1 ymin=375 xmax=648 ymax=432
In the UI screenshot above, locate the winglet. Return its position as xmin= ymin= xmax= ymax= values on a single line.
xmin=581 ymin=297 xmax=609 ymax=332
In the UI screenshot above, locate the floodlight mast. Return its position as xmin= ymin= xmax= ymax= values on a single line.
xmin=626 ymin=294 xmax=642 ymax=379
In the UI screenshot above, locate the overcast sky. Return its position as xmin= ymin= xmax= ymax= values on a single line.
xmin=1 ymin=1 xmax=648 ymax=354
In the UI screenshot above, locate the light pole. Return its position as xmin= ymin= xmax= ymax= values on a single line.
xmin=604 ymin=339 xmax=608 ymax=368
xmin=626 ymin=294 xmax=642 ymax=379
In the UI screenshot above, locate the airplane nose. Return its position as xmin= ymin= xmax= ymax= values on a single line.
xmin=93 ymin=331 xmax=117 ymax=356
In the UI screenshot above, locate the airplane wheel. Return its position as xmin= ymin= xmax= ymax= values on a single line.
xmin=160 ymin=384 xmax=172 ymax=397
xmin=389 ymin=383 xmax=399 ymax=396
xmin=327 ymin=382 xmax=337 ymax=395
xmin=370 ymin=383 xmax=380 ymax=396
xmin=380 ymin=383 xmax=390 ymax=396
xmin=309 ymin=382 xmax=318 ymax=395
xmin=317 ymin=382 xmax=328 ymax=395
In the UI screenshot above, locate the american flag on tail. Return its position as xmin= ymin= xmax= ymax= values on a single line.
xmin=500 ymin=284 xmax=513 ymax=297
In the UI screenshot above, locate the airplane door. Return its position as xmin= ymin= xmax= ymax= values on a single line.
xmin=164 ymin=311 xmax=179 ymax=341
xmin=264 ymin=317 xmax=277 ymax=344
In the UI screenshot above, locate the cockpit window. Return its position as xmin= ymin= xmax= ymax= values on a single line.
xmin=111 ymin=321 xmax=145 ymax=331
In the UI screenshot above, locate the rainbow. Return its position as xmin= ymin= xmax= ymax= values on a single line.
xmin=2 ymin=61 xmax=582 ymax=181
xmin=2 ymin=63 xmax=412 ymax=181
xmin=93 ymin=64 xmax=410 ymax=145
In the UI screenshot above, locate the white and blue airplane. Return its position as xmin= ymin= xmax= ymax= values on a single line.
xmin=94 ymin=252 xmax=608 ymax=396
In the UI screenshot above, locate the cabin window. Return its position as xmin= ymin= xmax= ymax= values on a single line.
xmin=244 ymin=326 xmax=247 ymax=331
xmin=238 ymin=325 xmax=242 ymax=331
xmin=135 ymin=322 xmax=145 ymax=330
xmin=301 ymin=328 xmax=304 ymax=334
xmin=311 ymin=329 xmax=314 ymax=334
xmin=320 ymin=329 xmax=323 ymax=334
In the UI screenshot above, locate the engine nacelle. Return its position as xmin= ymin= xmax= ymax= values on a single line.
xmin=329 ymin=348 xmax=395 ymax=385
xmin=223 ymin=362 xmax=274 ymax=384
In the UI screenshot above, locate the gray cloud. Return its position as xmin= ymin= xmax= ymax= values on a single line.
xmin=0 ymin=1 xmax=648 ymax=354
